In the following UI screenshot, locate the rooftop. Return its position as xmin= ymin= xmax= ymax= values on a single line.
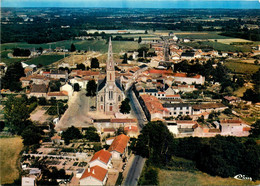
xmin=80 ymin=166 xmax=107 ymax=182
xmin=90 ymin=149 xmax=112 ymax=164
xmin=108 ymin=134 xmax=130 ymax=154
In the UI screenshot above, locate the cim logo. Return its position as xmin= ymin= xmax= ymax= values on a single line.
xmin=234 ymin=174 xmax=252 ymax=181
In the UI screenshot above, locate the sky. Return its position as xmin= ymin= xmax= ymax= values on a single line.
xmin=1 ymin=0 xmax=260 ymax=9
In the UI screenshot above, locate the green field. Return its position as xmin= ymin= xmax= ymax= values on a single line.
xmin=183 ymin=41 xmax=251 ymax=52
xmin=159 ymin=169 xmax=260 ymax=186
xmin=175 ymin=32 xmax=232 ymax=39
xmin=158 ymin=157 xmax=260 ymax=186
xmin=26 ymin=54 xmax=68 ymax=66
xmin=0 ymin=137 xmax=23 ymax=184
xmin=224 ymin=61 xmax=260 ymax=74
xmin=1 ymin=39 xmax=144 ymax=53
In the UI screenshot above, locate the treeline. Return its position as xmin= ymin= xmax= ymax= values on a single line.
xmin=220 ymin=30 xmax=260 ymax=41
xmin=13 ymin=48 xmax=31 ymax=57
xmin=134 ymin=121 xmax=260 ymax=182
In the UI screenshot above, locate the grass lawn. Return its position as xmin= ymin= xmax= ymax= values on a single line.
xmin=224 ymin=61 xmax=259 ymax=74
xmin=0 ymin=137 xmax=23 ymax=184
xmin=158 ymin=169 xmax=260 ymax=186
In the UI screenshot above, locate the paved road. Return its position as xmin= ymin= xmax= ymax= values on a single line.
xmin=123 ymin=155 xmax=146 ymax=186
xmin=126 ymin=86 xmax=147 ymax=129
xmin=123 ymin=86 xmax=147 ymax=186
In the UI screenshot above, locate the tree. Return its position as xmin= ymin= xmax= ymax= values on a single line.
xmin=137 ymin=47 xmax=149 ymax=57
xmin=120 ymin=98 xmax=131 ymax=114
xmin=134 ymin=121 xmax=174 ymax=166
xmin=138 ymin=36 xmax=142 ymax=44
xmin=38 ymin=97 xmax=47 ymax=106
xmin=85 ymin=127 xmax=100 ymax=142
xmin=4 ymin=96 xmax=30 ymax=134
xmin=0 ymin=121 xmax=5 ymax=132
xmin=62 ymin=126 xmax=82 ymax=145
xmin=122 ymin=53 xmax=128 ymax=64
xmin=1 ymin=62 xmax=25 ymax=91
xmin=74 ymin=83 xmax=80 ymax=91
xmin=249 ymin=120 xmax=260 ymax=138
xmin=70 ymin=43 xmax=76 ymax=52
xmin=86 ymin=80 xmax=97 ymax=97
xmin=223 ymin=108 xmax=232 ymax=115
xmin=91 ymin=58 xmax=99 ymax=69
xmin=76 ymin=63 xmax=85 ymax=70
xmin=21 ymin=124 xmax=43 ymax=146
xmin=49 ymin=80 xmax=61 ymax=92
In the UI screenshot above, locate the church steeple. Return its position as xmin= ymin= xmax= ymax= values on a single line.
xmin=106 ymin=37 xmax=115 ymax=83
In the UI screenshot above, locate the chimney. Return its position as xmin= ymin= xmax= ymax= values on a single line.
xmin=92 ymin=169 xmax=95 ymax=174
xmin=129 ymin=126 xmax=131 ymax=130
xmin=88 ymin=168 xmax=90 ymax=172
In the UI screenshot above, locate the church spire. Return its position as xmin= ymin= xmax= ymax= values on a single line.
xmin=107 ymin=37 xmax=114 ymax=71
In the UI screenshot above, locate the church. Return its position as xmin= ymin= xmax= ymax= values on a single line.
xmin=96 ymin=38 xmax=125 ymax=115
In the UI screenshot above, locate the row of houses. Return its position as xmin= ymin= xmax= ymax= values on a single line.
xmin=79 ymin=134 xmax=130 ymax=185
xmin=139 ymin=94 xmax=228 ymax=121
xmin=167 ymin=119 xmax=251 ymax=138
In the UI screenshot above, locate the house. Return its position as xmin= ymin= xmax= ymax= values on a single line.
xmin=22 ymin=176 xmax=36 ymax=186
xmin=176 ymin=120 xmax=198 ymax=128
xmin=140 ymin=94 xmax=168 ymax=121
xmin=51 ymin=135 xmax=61 ymax=144
xmin=224 ymin=96 xmax=241 ymax=104
xmin=220 ymin=119 xmax=251 ymax=136
xmin=124 ymin=124 xmax=139 ymax=137
xmin=166 ymin=121 xmax=178 ymax=136
xmin=181 ymin=52 xmax=195 ymax=60
xmin=192 ymin=103 xmax=228 ymax=115
xmin=106 ymin=137 xmax=115 ymax=145
xmin=108 ymin=134 xmax=130 ymax=160
xmin=89 ymin=149 xmax=112 ymax=169
xmin=29 ymin=84 xmax=47 ymax=98
xmin=49 ymin=70 xmax=68 ymax=80
xmin=79 ymin=166 xmax=108 ymax=186
xmin=47 ymin=91 xmax=69 ymax=100
xmin=163 ymin=103 xmax=192 ymax=117
xmin=173 ymin=73 xmax=205 ymax=85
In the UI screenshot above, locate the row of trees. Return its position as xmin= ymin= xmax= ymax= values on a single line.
xmin=134 ymin=121 xmax=260 ymax=180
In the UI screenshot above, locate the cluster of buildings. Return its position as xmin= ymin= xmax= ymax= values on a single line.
xmin=79 ymin=134 xmax=130 ymax=185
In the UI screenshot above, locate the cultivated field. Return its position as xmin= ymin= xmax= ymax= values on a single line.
xmin=224 ymin=61 xmax=259 ymax=74
xmin=210 ymin=38 xmax=252 ymax=45
xmin=158 ymin=169 xmax=260 ymax=186
xmin=1 ymin=40 xmax=145 ymax=54
xmin=26 ymin=54 xmax=67 ymax=66
xmin=0 ymin=137 xmax=23 ymax=184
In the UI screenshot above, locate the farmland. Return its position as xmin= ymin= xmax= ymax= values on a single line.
xmin=1 ymin=40 xmax=144 ymax=53
xmin=224 ymin=61 xmax=260 ymax=74
xmin=0 ymin=137 xmax=23 ymax=185
xmin=26 ymin=54 xmax=68 ymax=66
xmin=183 ymin=41 xmax=251 ymax=52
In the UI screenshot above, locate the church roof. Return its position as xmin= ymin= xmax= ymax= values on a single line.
xmin=97 ymin=77 xmax=123 ymax=92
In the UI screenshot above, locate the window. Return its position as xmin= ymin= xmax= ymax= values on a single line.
xmin=180 ymin=107 xmax=183 ymax=110
xmin=174 ymin=112 xmax=176 ymax=115
xmin=109 ymin=91 xmax=113 ymax=100
xmin=180 ymin=112 xmax=183 ymax=114
xmin=109 ymin=104 xmax=113 ymax=111
xmin=118 ymin=95 xmax=121 ymax=101
xmin=186 ymin=112 xmax=189 ymax=114
xmin=101 ymin=96 xmax=103 ymax=102
xmin=110 ymin=73 xmax=112 ymax=81
xmin=101 ymin=105 xmax=103 ymax=110
xmin=186 ymin=107 xmax=189 ymax=110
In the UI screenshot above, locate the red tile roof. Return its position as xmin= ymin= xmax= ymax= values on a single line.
xmin=173 ymin=73 xmax=201 ymax=79
xmin=124 ymin=125 xmax=138 ymax=133
xmin=176 ymin=120 xmax=197 ymax=124
xmin=80 ymin=166 xmax=107 ymax=182
xmin=220 ymin=119 xmax=243 ymax=124
xmin=47 ymin=91 xmax=68 ymax=97
xmin=141 ymin=94 xmax=168 ymax=114
xmin=148 ymin=69 xmax=174 ymax=75
xmin=108 ymin=134 xmax=130 ymax=154
xmin=90 ymin=149 xmax=112 ymax=164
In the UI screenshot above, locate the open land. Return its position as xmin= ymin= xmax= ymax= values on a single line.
xmin=0 ymin=137 xmax=23 ymax=185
